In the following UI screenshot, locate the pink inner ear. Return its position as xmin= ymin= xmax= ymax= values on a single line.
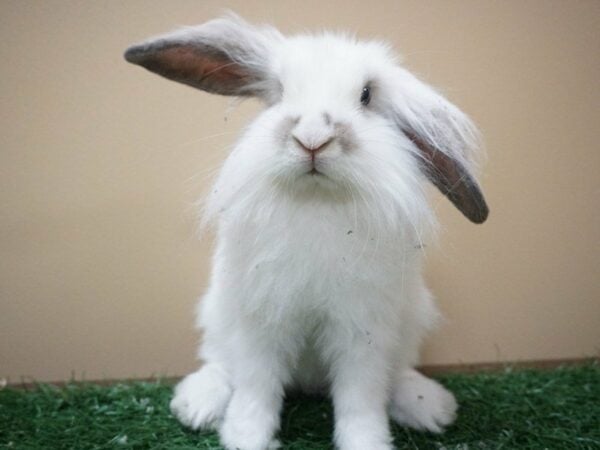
xmin=127 ymin=44 xmax=255 ymax=96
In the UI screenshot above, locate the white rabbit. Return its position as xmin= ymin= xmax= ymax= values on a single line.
xmin=125 ymin=13 xmax=488 ymax=450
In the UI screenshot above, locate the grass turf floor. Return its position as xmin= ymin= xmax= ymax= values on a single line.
xmin=0 ymin=364 xmax=598 ymax=449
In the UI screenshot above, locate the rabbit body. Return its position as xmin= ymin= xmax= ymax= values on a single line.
xmin=171 ymin=106 xmax=451 ymax=450
xmin=125 ymin=15 xmax=487 ymax=450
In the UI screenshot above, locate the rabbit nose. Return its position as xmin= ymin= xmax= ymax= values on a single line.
xmin=292 ymin=135 xmax=332 ymax=155
xmin=291 ymin=113 xmax=335 ymax=156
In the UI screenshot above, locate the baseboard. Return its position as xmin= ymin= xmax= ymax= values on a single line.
xmin=6 ymin=357 xmax=597 ymax=388
xmin=418 ymin=356 xmax=597 ymax=376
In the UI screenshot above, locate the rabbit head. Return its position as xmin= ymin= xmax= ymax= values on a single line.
xmin=125 ymin=14 xmax=488 ymax=227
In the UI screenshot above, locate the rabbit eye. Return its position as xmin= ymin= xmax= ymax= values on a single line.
xmin=360 ymin=86 xmax=371 ymax=106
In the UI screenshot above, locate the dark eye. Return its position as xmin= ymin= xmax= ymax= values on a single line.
xmin=360 ymin=86 xmax=371 ymax=106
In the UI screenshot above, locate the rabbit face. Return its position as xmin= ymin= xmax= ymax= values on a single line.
xmin=217 ymin=34 xmax=426 ymax=213
xmin=268 ymin=37 xmax=396 ymax=185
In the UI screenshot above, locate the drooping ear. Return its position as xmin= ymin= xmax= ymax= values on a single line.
xmin=391 ymin=68 xmax=489 ymax=224
xmin=124 ymin=14 xmax=281 ymax=98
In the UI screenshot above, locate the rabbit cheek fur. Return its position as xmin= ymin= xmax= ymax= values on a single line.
xmin=125 ymin=14 xmax=488 ymax=450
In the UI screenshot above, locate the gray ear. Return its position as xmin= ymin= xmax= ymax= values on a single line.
xmin=392 ymin=68 xmax=489 ymax=224
xmin=124 ymin=15 xmax=280 ymax=98
xmin=405 ymin=131 xmax=489 ymax=224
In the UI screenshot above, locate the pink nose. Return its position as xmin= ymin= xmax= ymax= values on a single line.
xmin=293 ymin=136 xmax=333 ymax=155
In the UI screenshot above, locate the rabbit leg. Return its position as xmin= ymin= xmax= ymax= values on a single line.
xmin=325 ymin=324 xmax=395 ymax=450
xmin=217 ymin=327 xmax=291 ymax=450
xmin=389 ymin=368 xmax=457 ymax=433
xmin=170 ymin=363 xmax=232 ymax=430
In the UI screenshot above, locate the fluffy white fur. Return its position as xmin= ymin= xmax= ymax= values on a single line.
xmin=126 ymin=14 xmax=486 ymax=450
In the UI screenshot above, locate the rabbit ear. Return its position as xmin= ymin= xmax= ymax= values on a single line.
xmin=391 ymin=68 xmax=489 ymax=224
xmin=124 ymin=14 xmax=280 ymax=98
xmin=405 ymin=131 xmax=489 ymax=224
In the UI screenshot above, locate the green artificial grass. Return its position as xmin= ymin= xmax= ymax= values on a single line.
xmin=1 ymin=363 xmax=598 ymax=449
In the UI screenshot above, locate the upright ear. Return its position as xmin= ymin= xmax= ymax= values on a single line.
xmin=391 ymin=68 xmax=489 ymax=224
xmin=124 ymin=14 xmax=281 ymax=98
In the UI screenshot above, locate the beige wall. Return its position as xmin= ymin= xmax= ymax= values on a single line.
xmin=1 ymin=0 xmax=599 ymax=383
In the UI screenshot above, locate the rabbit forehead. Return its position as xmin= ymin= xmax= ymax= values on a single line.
xmin=274 ymin=34 xmax=395 ymax=103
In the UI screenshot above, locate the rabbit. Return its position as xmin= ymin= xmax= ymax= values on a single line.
xmin=125 ymin=13 xmax=488 ymax=450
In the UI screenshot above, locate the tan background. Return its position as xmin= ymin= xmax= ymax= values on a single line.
xmin=1 ymin=1 xmax=599 ymax=383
